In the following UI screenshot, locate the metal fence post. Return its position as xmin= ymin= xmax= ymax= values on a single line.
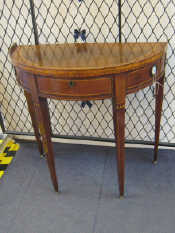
xmin=29 ymin=0 xmax=39 ymax=45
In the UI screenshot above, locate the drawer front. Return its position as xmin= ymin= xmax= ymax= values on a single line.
xmin=126 ymin=58 xmax=164 ymax=94
xmin=37 ymin=77 xmax=112 ymax=98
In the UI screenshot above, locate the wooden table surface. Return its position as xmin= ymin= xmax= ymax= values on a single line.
xmin=10 ymin=42 xmax=167 ymax=197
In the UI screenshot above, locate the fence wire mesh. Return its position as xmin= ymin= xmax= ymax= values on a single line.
xmin=122 ymin=0 xmax=175 ymax=143
xmin=0 ymin=0 xmax=175 ymax=145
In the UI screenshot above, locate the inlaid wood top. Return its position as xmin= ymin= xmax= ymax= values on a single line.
xmin=10 ymin=42 xmax=167 ymax=78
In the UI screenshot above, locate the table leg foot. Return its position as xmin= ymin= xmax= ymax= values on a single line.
xmin=40 ymin=153 xmax=46 ymax=158
xmin=152 ymin=160 xmax=158 ymax=165
xmin=54 ymin=182 xmax=59 ymax=192
xmin=119 ymin=195 xmax=124 ymax=199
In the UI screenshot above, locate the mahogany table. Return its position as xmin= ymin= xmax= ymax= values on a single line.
xmin=9 ymin=42 xmax=167 ymax=197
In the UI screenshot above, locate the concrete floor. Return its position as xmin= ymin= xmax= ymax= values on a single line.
xmin=0 ymin=141 xmax=175 ymax=233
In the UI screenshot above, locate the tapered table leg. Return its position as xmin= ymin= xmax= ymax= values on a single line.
xmin=36 ymin=97 xmax=59 ymax=192
xmin=28 ymin=76 xmax=58 ymax=192
xmin=153 ymin=74 xmax=165 ymax=163
xmin=112 ymin=77 xmax=126 ymax=198
xmin=24 ymin=90 xmax=44 ymax=156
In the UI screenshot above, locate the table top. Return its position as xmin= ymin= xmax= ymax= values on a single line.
xmin=10 ymin=42 xmax=167 ymax=78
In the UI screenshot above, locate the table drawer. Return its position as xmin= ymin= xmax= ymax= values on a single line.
xmin=37 ymin=77 xmax=112 ymax=98
xmin=126 ymin=58 xmax=164 ymax=94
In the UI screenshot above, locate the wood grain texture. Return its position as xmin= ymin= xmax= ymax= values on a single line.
xmin=10 ymin=42 xmax=167 ymax=197
xmin=10 ymin=42 xmax=167 ymax=78
xmin=112 ymin=76 xmax=126 ymax=197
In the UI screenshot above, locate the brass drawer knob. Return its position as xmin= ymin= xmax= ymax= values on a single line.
xmin=69 ymin=81 xmax=75 ymax=87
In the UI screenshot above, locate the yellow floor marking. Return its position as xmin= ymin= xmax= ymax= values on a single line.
xmin=0 ymin=157 xmax=13 ymax=164
xmin=0 ymin=171 xmax=4 ymax=178
xmin=0 ymin=139 xmax=20 ymax=180
xmin=0 ymin=153 xmax=7 ymax=157
xmin=9 ymin=143 xmax=20 ymax=151
xmin=6 ymin=140 xmax=15 ymax=148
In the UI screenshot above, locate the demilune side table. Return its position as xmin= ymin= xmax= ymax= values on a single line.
xmin=9 ymin=42 xmax=167 ymax=197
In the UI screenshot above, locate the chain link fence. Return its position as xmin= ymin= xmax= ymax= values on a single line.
xmin=0 ymin=0 xmax=175 ymax=146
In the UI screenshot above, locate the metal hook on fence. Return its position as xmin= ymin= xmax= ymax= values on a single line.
xmin=80 ymin=29 xmax=86 ymax=41
xmin=81 ymin=101 xmax=92 ymax=108
xmin=74 ymin=29 xmax=79 ymax=42
xmin=74 ymin=29 xmax=86 ymax=42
